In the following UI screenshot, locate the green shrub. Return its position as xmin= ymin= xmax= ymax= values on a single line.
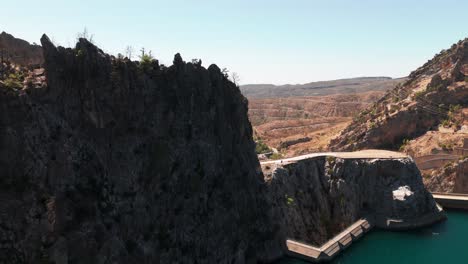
xmin=326 ymin=156 xmax=336 ymax=164
xmin=270 ymin=153 xmax=283 ymax=160
xmin=255 ymin=140 xmax=271 ymax=154
xmin=441 ymin=119 xmax=451 ymax=127
xmin=3 ymin=73 xmax=23 ymax=90
xmin=439 ymin=142 xmax=454 ymax=151
xmin=285 ymin=194 xmax=295 ymax=205
xmin=138 ymin=49 xmax=156 ymax=72
xmin=399 ymin=138 xmax=410 ymax=151
xmin=414 ymin=90 xmax=426 ymax=99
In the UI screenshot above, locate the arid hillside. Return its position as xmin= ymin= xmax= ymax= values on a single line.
xmin=329 ymin=38 xmax=467 ymax=151
xmin=250 ymin=91 xmax=389 ymax=157
xmin=329 ymin=37 xmax=468 ymax=193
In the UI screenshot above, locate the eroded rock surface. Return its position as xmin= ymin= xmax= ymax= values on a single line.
xmin=425 ymin=158 xmax=468 ymax=193
xmin=263 ymin=156 xmax=445 ymax=246
xmin=0 ymin=32 xmax=446 ymax=264
xmin=0 ymin=35 xmax=277 ymax=264
xmin=0 ymin=31 xmax=43 ymax=66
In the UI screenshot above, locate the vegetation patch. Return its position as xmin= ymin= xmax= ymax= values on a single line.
xmin=285 ymin=194 xmax=295 ymax=205
xmin=269 ymin=152 xmax=283 ymax=160
xmin=255 ymin=140 xmax=271 ymax=154
xmin=3 ymin=72 xmax=24 ymax=90
xmin=399 ymin=138 xmax=410 ymax=151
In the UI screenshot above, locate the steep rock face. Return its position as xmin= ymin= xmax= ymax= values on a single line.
xmin=329 ymin=38 xmax=467 ymax=151
xmin=0 ymin=35 xmax=277 ymax=263
xmin=425 ymin=158 xmax=468 ymax=193
xmin=0 ymin=32 xmax=447 ymax=264
xmin=0 ymin=31 xmax=43 ymax=65
xmin=263 ymin=156 xmax=445 ymax=246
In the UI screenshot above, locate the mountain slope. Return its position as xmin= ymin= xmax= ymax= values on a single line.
xmin=329 ymin=38 xmax=468 ymax=151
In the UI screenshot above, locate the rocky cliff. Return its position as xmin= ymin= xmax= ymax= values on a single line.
xmin=263 ymin=154 xmax=445 ymax=246
xmin=0 ymin=31 xmax=43 ymax=66
xmin=0 ymin=33 xmax=446 ymax=264
xmin=424 ymin=158 xmax=468 ymax=193
xmin=0 ymin=35 xmax=277 ymax=263
xmin=329 ymin=38 xmax=467 ymax=151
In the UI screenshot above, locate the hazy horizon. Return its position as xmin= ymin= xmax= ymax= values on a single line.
xmin=2 ymin=0 xmax=467 ymax=85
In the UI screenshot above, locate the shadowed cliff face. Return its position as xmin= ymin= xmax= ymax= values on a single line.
xmin=0 ymin=32 xmax=447 ymax=264
xmin=263 ymin=157 xmax=445 ymax=246
xmin=0 ymin=31 xmax=43 ymax=66
xmin=0 ymin=35 xmax=278 ymax=263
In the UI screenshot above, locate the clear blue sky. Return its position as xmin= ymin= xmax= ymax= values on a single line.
xmin=1 ymin=0 xmax=467 ymax=85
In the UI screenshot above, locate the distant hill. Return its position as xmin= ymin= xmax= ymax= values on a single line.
xmin=241 ymin=77 xmax=406 ymax=99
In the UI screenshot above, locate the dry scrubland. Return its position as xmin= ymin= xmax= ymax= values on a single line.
xmin=245 ymin=86 xmax=401 ymax=157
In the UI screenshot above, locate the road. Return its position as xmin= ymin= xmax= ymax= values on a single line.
xmin=432 ymin=192 xmax=468 ymax=201
xmin=261 ymin=149 xmax=408 ymax=165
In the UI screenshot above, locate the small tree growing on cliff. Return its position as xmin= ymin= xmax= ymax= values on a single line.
xmin=125 ymin=46 xmax=134 ymax=60
xmin=139 ymin=48 xmax=156 ymax=72
xmin=231 ymin=72 xmax=240 ymax=86
xmin=221 ymin=68 xmax=229 ymax=78
xmin=76 ymin=27 xmax=94 ymax=43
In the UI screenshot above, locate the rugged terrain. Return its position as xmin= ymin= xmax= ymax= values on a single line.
xmin=250 ymin=92 xmax=386 ymax=157
xmin=0 ymin=33 xmax=446 ymax=264
xmin=243 ymin=78 xmax=404 ymax=157
xmin=0 ymin=35 xmax=278 ymax=263
xmin=424 ymin=158 xmax=468 ymax=193
xmin=330 ymin=38 xmax=467 ymax=151
xmin=262 ymin=153 xmax=445 ymax=246
xmin=329 ymin=38 xmax=468 ymax=194
xmin=0 ymin=31 xmax=43 ymax=65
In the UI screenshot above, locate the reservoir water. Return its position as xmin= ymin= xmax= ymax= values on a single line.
xmin=279 ymin=211 xmax=468 ymax=264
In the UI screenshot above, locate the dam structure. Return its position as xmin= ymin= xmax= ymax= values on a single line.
xmin=286 ymin=219 xmax=372 ymax=262
xmin=432 ymin=192 xmax=468 ymax=210
xmin=261 ymin=150 xmax=446 ymax=262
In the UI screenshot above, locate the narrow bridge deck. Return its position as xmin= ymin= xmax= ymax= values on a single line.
xmin=261 ymin=150 xmax=407 ymax=166
xmin=286 ymin=219 xmax=372 ymax=262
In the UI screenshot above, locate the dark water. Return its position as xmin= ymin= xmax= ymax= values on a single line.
xmin=278 ymin=211 xmax=468 ymax=264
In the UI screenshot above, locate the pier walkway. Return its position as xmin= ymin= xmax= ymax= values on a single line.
xmin=286 ymin=219 xmax=372 ymax=262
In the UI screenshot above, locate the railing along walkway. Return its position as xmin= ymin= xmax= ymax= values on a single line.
xmin=286 ymin=218 xmax=372 ymax=262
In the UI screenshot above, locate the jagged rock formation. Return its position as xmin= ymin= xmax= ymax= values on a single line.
xmin=0 ymin=31 xmax=43 ymax=66
xmin=424 ymin=158 xmax=468 ymax=193
xmin=0 ymin=32 xmax=447 ymax=264
xmin=0 ymin=35 xmax=278 ymax=263
xmin=263 ymin=155 xmax=445 ymax=246
xmin=329 ymin=38 xmax=468 ymax=151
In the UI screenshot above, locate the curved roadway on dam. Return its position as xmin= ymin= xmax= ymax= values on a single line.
xmin=261 ymin=149 xmax=408 ymax=165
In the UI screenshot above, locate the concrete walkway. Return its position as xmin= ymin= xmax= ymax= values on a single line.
xmin=261 ymin=149 xmax=408 ymax=165
xmin=286 ymin=219 xmax=372 ymax=262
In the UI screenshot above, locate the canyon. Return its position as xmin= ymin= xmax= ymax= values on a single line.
xmin=0 ymin=32 xmax=451 ymax=263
